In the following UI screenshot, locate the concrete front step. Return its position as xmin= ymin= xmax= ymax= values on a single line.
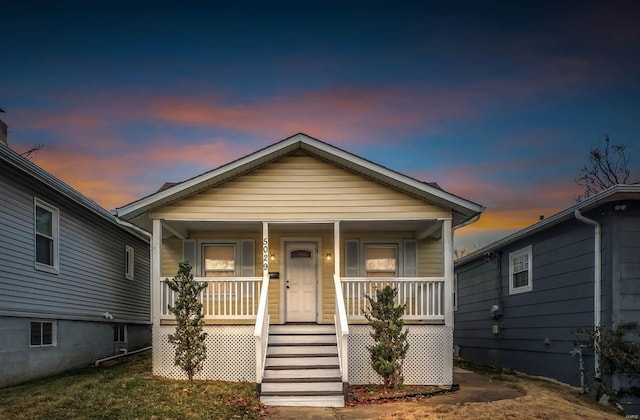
xmin=267 ymin=345 xmax=337 ymax=355
xmin=261 ymin=381 xmax=343 ymax=393
xmin=268 ymin=334 xmax=336 ymax=345
xmin=266 ymin=356 xmax=339 ymax=367
xmin=260 ymin=394 xmax=345 ymax=408
xmin=260 ymin=323 xmax=344 ymax=408
xmin=263 ymin=368 xmax=341 ymax=379
xmin=270 ymin=324 xmax=336 ymax=335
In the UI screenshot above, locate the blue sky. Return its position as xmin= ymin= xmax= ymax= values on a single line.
xmin=2 ymin=1 xmax=639 ymax=250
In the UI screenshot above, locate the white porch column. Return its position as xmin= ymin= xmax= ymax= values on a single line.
xmin=152 ymin=219 xmax=162 ymax=326
xmin=262 ymin=222 xmax=269 ymax=275
xmin=333 ymin=221 xmax=340 ymax=278
xmin=443 ymin=218 xmax=453 ymax=327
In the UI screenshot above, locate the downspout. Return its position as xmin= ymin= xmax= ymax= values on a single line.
xmin=574 ymin=209 xmax=601 ymax=379
xmin=115 ymin=218 xmax=154 ymax=343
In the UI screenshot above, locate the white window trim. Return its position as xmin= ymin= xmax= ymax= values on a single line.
xmin=509 ymin=245 xmax=533 ymax=295
xmin=362 ymin=242 xmax=400 ymax=277
xmin=34 ymin=198 xmax=60 ymax=274
xmin=30 ymin=320 xmax=57 ymax=347
xmin=197 ymin=239 xmax=255 ymax=278
xmin=125 ymin=245 xmax=135 ymax=280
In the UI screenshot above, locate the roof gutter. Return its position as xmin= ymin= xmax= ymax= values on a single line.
xmin=574 ymin=209 xmax=601 ymax=379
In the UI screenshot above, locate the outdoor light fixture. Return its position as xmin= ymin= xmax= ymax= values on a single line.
xmin=270 ymin=253 xmax=275 ymax=261
xmin=326 ymin=253 xmax=332 ymax=260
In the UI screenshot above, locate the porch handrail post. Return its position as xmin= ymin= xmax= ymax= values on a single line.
xmin=254 ymin=222 xmax=270 ymax=384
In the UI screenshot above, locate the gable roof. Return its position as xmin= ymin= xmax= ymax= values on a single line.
xmin=455 ymin=184 xmax=640 ymax=265
xmin=115 ymin=133 xmax=484 ymax=226
xmin=0 ymin=144 xmax=148 ymax=240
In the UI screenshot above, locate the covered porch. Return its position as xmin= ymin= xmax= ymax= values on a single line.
xmin=151 ymin=217 xmax=454 ymax=391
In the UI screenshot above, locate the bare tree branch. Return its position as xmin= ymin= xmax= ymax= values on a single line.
xmin=575 ymin=135 xmax=632 ymax=202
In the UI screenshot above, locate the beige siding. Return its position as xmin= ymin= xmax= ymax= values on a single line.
xmin=161 ymin=237 xmax=182 ymax=278
xmin=418 ymin=237 xmax=444 ymax=277
xmin=151 ymin=153 xmax=450 ymax=221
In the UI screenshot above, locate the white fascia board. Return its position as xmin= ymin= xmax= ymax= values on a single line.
xmin=455 ymin=184 xmax=640 ymax=266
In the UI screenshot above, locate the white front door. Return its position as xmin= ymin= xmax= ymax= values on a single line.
xmin=285 ymin=242 xmax=317 ymax=322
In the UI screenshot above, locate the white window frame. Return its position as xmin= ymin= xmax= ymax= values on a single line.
xmin=125 ymin=245 xmax=135 ymax=280
xmin=202 ymin=243 xmax=238 ymax=277
xmin=509 ymin=245 xmax=533 ymax=295
xmin=34 ymin=198 xmax=59 ymax=274
xmin=362 ymin=243 xmax=399 ymax=277
xmin=114 ymin=324 xmax=127 ymax=343
xmin=30 ymin=320 xmax=57 ymax=347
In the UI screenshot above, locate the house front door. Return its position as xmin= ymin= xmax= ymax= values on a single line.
xmin=285 ymin=242 xmax=318 ymax=322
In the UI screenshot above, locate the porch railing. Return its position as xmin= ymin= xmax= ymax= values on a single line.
xmin=341 ymin=277 xmax=445 ymax=321
xmin=160 ymin=277 xmax=263 ymax=319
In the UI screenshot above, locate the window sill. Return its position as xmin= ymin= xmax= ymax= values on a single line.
xmin=35 ymin=263 xmax=59 ymax=275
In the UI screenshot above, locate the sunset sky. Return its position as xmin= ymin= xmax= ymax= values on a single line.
xmin=2 ymin=1 xmax=639 ymax=251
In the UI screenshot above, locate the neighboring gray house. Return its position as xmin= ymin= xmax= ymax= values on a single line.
xmin=454 ymin=184 xmax=640 ymax=414
xmin=0 ymin=138 xmax=151 ymax=387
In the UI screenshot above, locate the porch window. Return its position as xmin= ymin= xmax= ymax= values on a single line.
xmin=509 ymin=245 xmax=532 ymax=294
xmin=203 ymin=244 xmax=236 ymax=277
xmin=34 ymin=198 xmax=59 ymax=274
xmin=30 ymin=320 xmax=56 ymax=347
xmin=364 ymin=244 xmax=398 ymax=277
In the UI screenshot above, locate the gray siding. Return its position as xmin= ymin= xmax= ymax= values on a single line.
xmin=0 ymin=163 xmax=150 ymax=323
xmin=455 ymin=218 xmax=598 ymax=386
xmin=0 ymin=158 xmax=151 ymax=387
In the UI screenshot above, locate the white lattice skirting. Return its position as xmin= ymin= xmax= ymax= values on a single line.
xmin=153 ymin=325 xmax=256 ymax=382
xmin=347 ymin=325 xmax=453 ymax=385
xmin=153 ymin=324 xmax=452 ymax=385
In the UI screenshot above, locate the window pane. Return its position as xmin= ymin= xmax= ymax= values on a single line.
xmin=205 ymin=271 xmax=235 ymax=277
xmin=36 ymin=207 xmax=53 ymax=237
xmin=513 ymin=270 xmax=529 ymax=288
xmin=36 ymin=236 xmax=53 ymax=265
xmin=42 ymin=322 xmax=53 ymax=345
xmin=204 ymin=245 xmax=235 ymax=270
xmin=365 ymin=246 xmax=397 ymax=271
xmin=30 ymin=322 xmax=41 ymax=346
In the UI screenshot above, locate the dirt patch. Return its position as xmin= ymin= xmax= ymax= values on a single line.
xmin=263 ymin=368 xmax=621 ymax=419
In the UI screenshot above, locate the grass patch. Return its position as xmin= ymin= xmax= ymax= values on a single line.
xmin=0 ymin=352 xmax=262 ymax=419
xmin=454 ymin=357 xmax=517 ymax=382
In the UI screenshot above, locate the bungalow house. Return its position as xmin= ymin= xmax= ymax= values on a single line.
xmin=0 ymin=131 xmax=151 ymax=388
xmin=115 ymin=133 xmax=484 ymax=407
xmin=454 ymin=184 xmax=640 ymax=414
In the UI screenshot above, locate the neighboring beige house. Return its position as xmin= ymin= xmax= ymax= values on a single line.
xmin=115 ymin=133 xmax=484 ymax=407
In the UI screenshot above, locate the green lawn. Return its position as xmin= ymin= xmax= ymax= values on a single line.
xmin=0 ymin=351 xmax=263 ymax=419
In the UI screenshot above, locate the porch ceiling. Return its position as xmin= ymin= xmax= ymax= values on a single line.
xmin=159 ymin=219 xmax=443 ymax=239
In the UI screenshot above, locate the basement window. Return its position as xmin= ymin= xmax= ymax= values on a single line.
xmin=30 ymin=320 xmax=56 ymax=347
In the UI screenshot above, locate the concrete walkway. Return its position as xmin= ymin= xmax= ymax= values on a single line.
xmin=262 ymin=367 xmax=525 ymax=419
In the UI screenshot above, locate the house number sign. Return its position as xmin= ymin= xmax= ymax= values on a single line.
xmin=262 ymin=238 xmax=269 ymax=271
